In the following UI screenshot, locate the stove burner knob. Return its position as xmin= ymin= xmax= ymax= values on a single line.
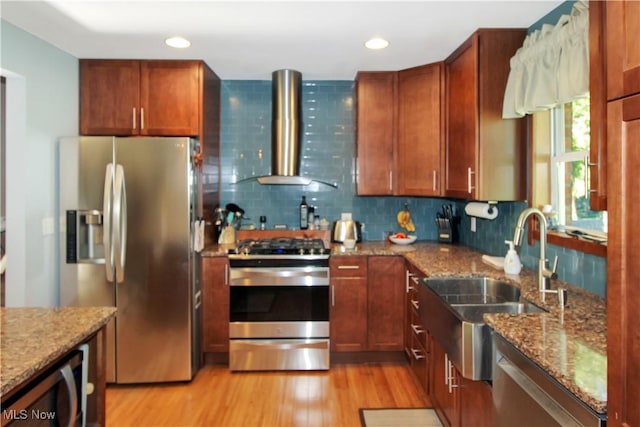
xmin=243 ymin=247 xmax=250 ymax=256
xmin=310 ymin=248 xmax=315 ymax=256
xmin=319 ymin=247 xmax=325 ymax=255
xmin=299 ymin=248 xmax=305 ymax=255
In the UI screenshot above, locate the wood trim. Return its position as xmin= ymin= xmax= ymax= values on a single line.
xmin=531 ymin=228 xmax=606 ymax=257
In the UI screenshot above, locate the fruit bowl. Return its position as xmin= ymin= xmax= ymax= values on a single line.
xmin=389 ymin=234 xmax=417 ymax=245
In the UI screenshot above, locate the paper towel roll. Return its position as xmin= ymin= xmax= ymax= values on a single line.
xmin=464 ymin=202 xmax=498 ymax=220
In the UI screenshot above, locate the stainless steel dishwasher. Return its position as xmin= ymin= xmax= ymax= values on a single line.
xmin=493 ymin=333 xmax=606 ymax=427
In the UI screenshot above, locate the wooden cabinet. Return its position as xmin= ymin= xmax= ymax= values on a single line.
xmin=356 ymin=64 xmax=444 ymax=196
xmin=330 ymin=256 xmax=404 ymax=352
xmin=606 ymin=93 xmax=640 ymax=427
xmin=404 ymin=262 xmax=430 ymax=393
xmin=329 ymin=256 xmax=368 ymax=352
xmin=355 ymin=72 xmax=397 ymax=195
xmin=431 ymin=339 xmax=460 ymax=427
xmin=396 ymin=63 xmax=445 ymax=196
xmin=80 ymin=59 xmax=208 ymax=137
xmin=202 ymin=256 xmax=229 ymax=353
xmin=444 ymin=29 xmax=527 ymax=201
xmin=367 ymin=256 xmax=405 ymax=351
xmin=459 ymin=377 xmax=493 ymax=427
xmin=605 ymin=1 xmax=640 ymax=101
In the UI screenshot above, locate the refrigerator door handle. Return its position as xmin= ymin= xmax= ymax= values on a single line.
xmin=113 ymin=164 xmax=128 ymax=283
xmin=103 ymin=163 xmax=114 ymax=282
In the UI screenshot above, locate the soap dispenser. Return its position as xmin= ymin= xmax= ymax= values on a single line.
xmin=503 ymin=240 xmax=522 ymax=275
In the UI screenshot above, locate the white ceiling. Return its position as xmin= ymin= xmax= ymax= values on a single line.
xmin=1 ymin=0 xmax=562 ymax=80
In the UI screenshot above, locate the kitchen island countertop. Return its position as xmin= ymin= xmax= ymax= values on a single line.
xmin=202 ymin=240 xmax=607 ymax=414
xmin=1 ymin=306 xmax=116 ymax=396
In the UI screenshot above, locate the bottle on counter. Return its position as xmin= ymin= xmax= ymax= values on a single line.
xmin=308 ymin=206 xmax=315 ymax=229
xmin=300 ymin=196 xmax=309 ymax=230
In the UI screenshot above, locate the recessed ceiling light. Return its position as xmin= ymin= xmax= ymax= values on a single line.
xmin=365 ymin=37 xmax=389 ymax=50
xmin=165 ymin=36 xmax=191 ymax=49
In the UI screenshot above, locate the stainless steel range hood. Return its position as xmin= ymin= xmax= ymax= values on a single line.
xmin=254 ymin=69 xmax=337 ymax=188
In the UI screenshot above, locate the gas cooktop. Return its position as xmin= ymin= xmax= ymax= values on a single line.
xmin=228 ymin=237 xmax=328 ymax=257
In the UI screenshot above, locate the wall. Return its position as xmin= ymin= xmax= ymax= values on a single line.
xmin=0 ymin=20 xmax=79 ymax=306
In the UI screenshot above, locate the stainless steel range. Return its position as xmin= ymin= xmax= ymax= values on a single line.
xmin=227 ymin=238 xmax=330 ymax=371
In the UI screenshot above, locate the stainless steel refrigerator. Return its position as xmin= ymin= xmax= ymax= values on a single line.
xmin=58 ymin=136 xmax=201 ymax=384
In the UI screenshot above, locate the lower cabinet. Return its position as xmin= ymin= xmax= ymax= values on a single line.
xmin=430 ymin=336 xmax=494 ymax=427
xmin=367 ymin=256 xmax=405 ymax=351
xmin=202 ymin=256 xmax=229 ymax=353
xmin=431 ymin=339 xmax=460 ymax=427
xmin=330 ymin=255 xmax=404 ymax=352
xmin=459 ymin=376 xmax=494 ymax=427
xmin=405 ymin=262 xmax=430 ymax=393
xmin=330 ymin=256 xmax=368 ymax=351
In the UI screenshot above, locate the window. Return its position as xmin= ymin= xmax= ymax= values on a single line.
xmin=549 ymin=97 xmax=607 ymax=236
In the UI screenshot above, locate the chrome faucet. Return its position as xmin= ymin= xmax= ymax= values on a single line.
xmin=512 ymin=207 xmax=559 ymax=302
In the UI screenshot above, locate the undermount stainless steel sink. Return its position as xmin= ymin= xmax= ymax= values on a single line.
xmin=419 ymin=277 xmax=546 ymax=381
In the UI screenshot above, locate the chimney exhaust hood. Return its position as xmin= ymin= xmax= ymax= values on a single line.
xmin=252 ymin=69 xmax=337 ymax=188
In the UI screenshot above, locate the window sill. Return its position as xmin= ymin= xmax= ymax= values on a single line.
xmin=531 ymin=229 xmax=607 ymax=258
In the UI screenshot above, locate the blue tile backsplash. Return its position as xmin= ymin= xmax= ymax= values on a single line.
xmin=219 ymin=79 xmax=606 ymax=297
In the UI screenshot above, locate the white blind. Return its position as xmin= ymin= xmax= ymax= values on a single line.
xmin=503 ymin=0 xmax=589 ymax=118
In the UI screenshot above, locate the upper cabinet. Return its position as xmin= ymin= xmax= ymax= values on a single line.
xmin=397 ymin=63 xmax=445 ymax=196
xmin=80 ymin=60 xmax=208 ymax=137
xmin=355 ymin=63 xmax=444 ymax=196
xmin=444 ymin=29 xmax=527 ymax=201
xmin=355 ymin=71 xmax=397 ymax=195
xmin=605 ymin=1 xmax=640 ymax=101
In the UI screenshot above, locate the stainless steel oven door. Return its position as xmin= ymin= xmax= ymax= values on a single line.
xmin=229 ymin=339 xmax=330 ymax=371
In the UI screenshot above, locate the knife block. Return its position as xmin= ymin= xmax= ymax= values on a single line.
xmin=436 ymin=217 xmax=458 ymax=243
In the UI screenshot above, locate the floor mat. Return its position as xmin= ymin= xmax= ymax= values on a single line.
xmin=359 ymin=408 xmax=442 ymax=427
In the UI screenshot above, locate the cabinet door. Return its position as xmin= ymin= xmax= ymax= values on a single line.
xmin=330 ymin=276 xmax=367 ymax=351
xmin=367 ymin=256 xmax=404 ymax=351
xmin=330 ymin=257 xmax=367 ymax=352
xmin=589 ymin=0 xmax=608 ymax=211
xmin=606 ymin=1 xmax=640 ymax=100
xmin=459 ymin=377 xmax=493 ymax=427
xmin=397 ymin=63 xmax=444 ymax=196
xmin=140 ymin=61 xmax=201 ymax=136
xmin=445 ymin=38 xmax=477 ymax=199
xmin=607 ymin=93 xmax=640 ymax=427
xmin=356 ymin=72 xmax=397 ymax=195
xmin=202 ymin=257 xmax=229 ymax=353
xmin=80 ymin=60 xmax=140 ymax=136
xmin=431 ymin=339 xmax=460 ymax=427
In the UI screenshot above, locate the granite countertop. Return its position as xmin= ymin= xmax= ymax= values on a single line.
xmin=201 ymin=240 xmax=607 ymax=414
xmin=1 ymin=306 xmax=117 ymax=397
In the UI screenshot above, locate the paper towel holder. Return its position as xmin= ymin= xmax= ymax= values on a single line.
xmin=464 ymin=201 xmax=499 ymax=219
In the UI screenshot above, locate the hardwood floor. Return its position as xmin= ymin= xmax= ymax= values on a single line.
xmin=106 ymin=361 xmax=431 ymax=427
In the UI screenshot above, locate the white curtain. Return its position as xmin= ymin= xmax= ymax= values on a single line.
xmin=503 ymin=0 xmax=589 ymax=119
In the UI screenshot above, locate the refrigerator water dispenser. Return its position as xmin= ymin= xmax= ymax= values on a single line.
xmin=66 ymin=209 xmax=105 ymax=263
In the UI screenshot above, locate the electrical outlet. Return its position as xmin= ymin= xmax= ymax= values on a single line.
xmin=42 ymin=217 xmax=54 ymax=235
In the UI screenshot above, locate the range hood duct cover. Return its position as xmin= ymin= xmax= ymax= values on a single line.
xmin=255 ymin=69 xmax=337 ymax=188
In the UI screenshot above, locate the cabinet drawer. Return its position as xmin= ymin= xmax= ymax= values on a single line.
xmin=409 ymin=307 xmax=429 ymax=350
xmin=330 ymin=256 xmax=367 ymax=277
xmin=408 ymin=332 xmax=429 ymax=393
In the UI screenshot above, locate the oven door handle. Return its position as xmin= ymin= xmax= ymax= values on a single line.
xmin=232 ymin=340 xmax=329 ymax=351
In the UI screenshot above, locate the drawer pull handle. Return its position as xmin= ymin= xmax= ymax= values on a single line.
xmin=337 ymin=265 xmax=360 ymax=270
xmin=411 ymin=348 xmax=425 ymax=360
xmin=411 ymin=324 xmax=424 ymax=335
xmin=411 ymin=300 xmax=419 ymax=310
